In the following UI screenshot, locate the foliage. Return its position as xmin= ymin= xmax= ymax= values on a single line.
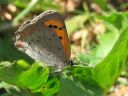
xmin=57 ymin=12 xmax=128 ymax=96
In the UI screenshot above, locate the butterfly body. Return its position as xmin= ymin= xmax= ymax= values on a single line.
xmin=15 ymin=10 xmax=71 ymax=69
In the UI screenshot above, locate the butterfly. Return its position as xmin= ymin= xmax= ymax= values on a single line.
xmin=15 ymin=10 xmax=72 ymax=69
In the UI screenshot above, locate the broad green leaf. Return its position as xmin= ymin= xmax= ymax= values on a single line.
xmin=94 ymin=25 xmax=128 ymax=90
xmin=0 ymin=61 xmax=49 ymax=91
xmin=57 ymin=12 xmax=128 ymax=96
xmin=57 ymin=76 xmax=103 ymax=96
xmin=0 ymin=81 xmax=31 ymax=96
xmin=100 ymin=12 xmax=124 ymax=31
xmin=42 ymin=77 xmax=60 ymax=96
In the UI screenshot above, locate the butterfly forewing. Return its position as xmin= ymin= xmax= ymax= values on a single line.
xmin=15 ymin=10 xmax=71 ymax=69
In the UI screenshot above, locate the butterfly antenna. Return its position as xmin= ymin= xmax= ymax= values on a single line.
xmin=73 ymin=58 xmax=96 ymax=68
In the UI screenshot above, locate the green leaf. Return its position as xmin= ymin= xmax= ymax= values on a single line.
xmin=42 ymin=77 xmax=60 ymax=96
xmin=57 ymin=76 xmax=103 ymax=96
xmin=93 ymin=24 xmax=128 ymax=90
xmin=57 ymin=12 xmax=128 ymax=96
xmin=0 ymin=61 xmax=49 ymax=91
xmin=100 ymin=12 xmax=124 ymax=31
xmin=0 ymin=81 xmax=31 ymax=96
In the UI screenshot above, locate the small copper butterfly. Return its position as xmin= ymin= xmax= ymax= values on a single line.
xmin=15 ymin=10 xmax=71 ymax=69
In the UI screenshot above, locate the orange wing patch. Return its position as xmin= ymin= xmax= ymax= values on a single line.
xmin=43 ymin=20 xmax=71 ymax=61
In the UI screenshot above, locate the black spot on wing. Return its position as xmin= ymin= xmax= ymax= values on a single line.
xmin=59 ymin=36 xmax=62 ymax=40
xmin=53 ymin=25 xmax=58 ymax=28
xmin=59 ymin=27 xmax=62 ymax=30
xmin=48 ymin=25 xmax=53 ymax=28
